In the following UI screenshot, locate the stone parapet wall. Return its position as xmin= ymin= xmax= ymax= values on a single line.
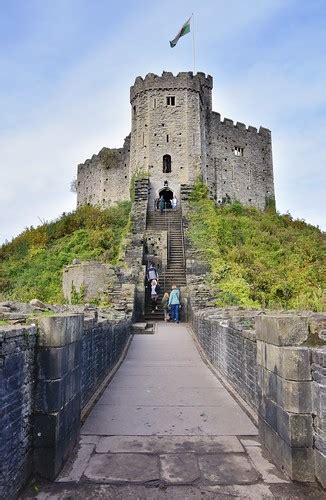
xmin=145 ymin=230 xmax=168 ymax=269
xmin=189 ymin=299 xmax=326 ymax=487
xmin=312 ymin=348 xmax=326 ymax=487
xmin=130 ymin=71 xmax=213 ymax=102
xmin=0 ymin=309 xmax=132 ymax=499
xmin=206 ymin=112 xmax=274 ymax=210
xmin=256 ymin=314 xmax=326 ymax=486
xmin=190 ymin=305 xmax=260 ymax=412
xmin=76 ymin=135 xmax=130 ymax=208
xmin=0 ymin=325 xmax=36 ymax=500
xmin=81 ymin=317 xmax=131 ymax=408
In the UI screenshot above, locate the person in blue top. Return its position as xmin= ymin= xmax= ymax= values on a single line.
xmin=168 ymin=284 xmax=180 ymax=323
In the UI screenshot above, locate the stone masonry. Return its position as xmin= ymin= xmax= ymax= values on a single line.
xmin=76 ymin=71 xmax=275 ymax=211
xmin=0 ymin=310 xmax=132 ymax=499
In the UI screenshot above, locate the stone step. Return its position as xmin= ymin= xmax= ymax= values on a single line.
xmin=132 ymin=322 xmax=154 ymax=335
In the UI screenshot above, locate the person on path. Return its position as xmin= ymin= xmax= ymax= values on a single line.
xmin=147 ymin=263 xmax=158 ymax=282
xmin=151 ymin=279 xmax=160 ymax=313
xmin=168 ymin=284 xmax=180 ymax=323
xmin=172 ymin=195 xmax=178 ymax=209
xmin=159 ymin=196 xmax=165 ymax=214
xmin=162 ymin=291 xmax=170 ymax=322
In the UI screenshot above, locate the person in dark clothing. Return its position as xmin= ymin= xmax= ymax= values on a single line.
xmin=159 ymin=196 xmax=165 ymax=214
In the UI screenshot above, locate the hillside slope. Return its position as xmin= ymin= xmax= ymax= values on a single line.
xmin=188 ymin=181 xmax=325 ymax=311
xmin=0 ymin=202 xmax=131 ymax=303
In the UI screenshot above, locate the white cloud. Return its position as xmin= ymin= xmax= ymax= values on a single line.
xmin=0 ymin=0 xmax=325 ymax=243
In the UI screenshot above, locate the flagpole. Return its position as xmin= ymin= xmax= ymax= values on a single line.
xmin=192 ymin=13 xmax=196 ymax=74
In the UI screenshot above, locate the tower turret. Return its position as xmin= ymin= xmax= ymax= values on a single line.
xmin=129 ymin=71 xmax=213 ymax=204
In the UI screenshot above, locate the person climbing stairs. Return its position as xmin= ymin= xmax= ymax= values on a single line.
xmin=144 ymin=208 xmax=186 ymax=320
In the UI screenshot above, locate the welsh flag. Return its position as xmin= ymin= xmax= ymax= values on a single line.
xmin=169 ymin=17 xmax=191 ymax=48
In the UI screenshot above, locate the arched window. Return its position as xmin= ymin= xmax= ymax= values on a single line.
xmin=163 ymin=154 xmax=171 ymax=173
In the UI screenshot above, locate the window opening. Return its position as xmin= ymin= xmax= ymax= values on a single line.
xmin=234 ymin=146 xmax=244 ymax=157
xmin=133 ymin=105 xmax=136 ymax=115
xmin=166 ymin=134 xmax=169 ymax=143
xmin=166 ymin=96 xmax=175 ymax=106
xmin=153 ymin=98 xmax=157 ymax=108
xmin=163 ymin=154 xmax=172 ymax=173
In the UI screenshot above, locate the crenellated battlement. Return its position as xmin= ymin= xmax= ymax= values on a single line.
xmin=76 ymin=69 xmax=274 ymax=213
xmin=130 ymin=71 xmax=213 ymax=101
xmin=211 ymin=112 xmax=271 ymax=137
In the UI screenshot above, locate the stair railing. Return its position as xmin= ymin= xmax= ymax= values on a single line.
xmin=167 ymin=219 xmax=171 ymax=265
xmin=180 ymin=218 xmax=186 ymax=269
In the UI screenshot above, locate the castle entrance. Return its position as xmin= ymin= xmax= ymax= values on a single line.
xmin=159 ymin=187 xmax=173 ymax=209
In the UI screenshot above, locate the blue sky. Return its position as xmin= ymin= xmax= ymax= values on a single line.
xmin=0 ymin=0 xmax=325 ymax=243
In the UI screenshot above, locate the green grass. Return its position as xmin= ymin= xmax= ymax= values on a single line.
xmin=188 ymin=180 xmax=326 ymax=311
xmin=0 ymin=202 xmax=131 ymax=304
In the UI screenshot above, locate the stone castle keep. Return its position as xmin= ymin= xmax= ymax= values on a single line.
xmin=76 ymin=71 xmax=275 ymax=209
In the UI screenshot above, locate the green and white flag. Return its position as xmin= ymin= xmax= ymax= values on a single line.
xmin=169 ymin=17 xmax=191 ymax=48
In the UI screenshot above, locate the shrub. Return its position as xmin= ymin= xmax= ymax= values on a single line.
xmin=0 ymin=202 xmax=131 ymax=303
xmin=188 ymin=180 xmax=325 ymax=311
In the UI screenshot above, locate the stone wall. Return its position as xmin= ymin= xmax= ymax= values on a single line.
xmin=206 ymin=115 xmax=274 ymax=210
xmin=0 ymin=310 xmax=132 ymax=499
xmin=256 ymin=313 xmax=326 ymax=486
xmin=34 ymin=314 xmax=83 ymax=481
xmin=190 ymin=305 xmax=259 ymax=412
xmin=0 ymin=325 xmax=36 ymax=500
xmin=81 ymin=317 xmax=131 ymax=408
xmin=124 ymin=178 xmax=149 ymax=320
xmin=76 ymin=71 xmax=275 ymax=213
xmin=144 ymin=230 xmax=168 ymax=269
xmin=62 ymin=262 xmax=135 ymax=316
xmin=189 ymin=300 xmax=326 ymax=487
xmin=63 ymin=262 xmax=121 ymax=302
xmin=76 ymin=135 xmax=130 ymax=208
xmin=312 ymin=348 xmax=326 ymax=487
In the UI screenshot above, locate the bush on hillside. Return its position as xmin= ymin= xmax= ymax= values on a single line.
xmin=188 ymin=180 xmax=325 ymax=311
xmin=0 ymin=202 xmax=131 ymax=304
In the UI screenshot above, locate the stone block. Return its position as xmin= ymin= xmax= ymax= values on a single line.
xmin=84 ymin=453 xmax=159 ymax=483
xmin=34 ymin=378 xmax=65 ymax=413
xmin=256 ymin=314 xmax=309 ymax=346
xmin=259 ymin=396 xmax=313 ymax=448
xmin=34 ymin=442 xmax=65 ymax=480
xmin=37 ymin=346 xmax=69 ymax=380
xmin=258 ymin=366 xmax=312 ymax=413
xmin=64 ymin=367 xmax=81 ymax=402
xmin=33 ymin=412 xmax=61 ymax=448
xmin=198 ymin=453 xmax=260 ymax=484
xmin=258 ymin=416 xmax=315 ymax=482
xmin=38 ymin=314 xmax=83 ymax=347
xmin=312 ymin=380 xmax=326 ymax=416
xmin=257 ymin=341 xmax=311 ymax=381
xmin=34 ymin=395 xmax=80 ymax=448
xmin=160 ymin=454 xmax=200 ymax=484
xmin=315 ymin=449 xmax=326 ymax=488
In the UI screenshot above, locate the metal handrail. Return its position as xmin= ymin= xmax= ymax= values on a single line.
xmin=180 ymin=218 xmax=186 ymax=269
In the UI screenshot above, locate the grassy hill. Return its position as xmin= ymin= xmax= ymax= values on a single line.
xmin=188 ymin=181 xmax=325 ymax=311
xmin=0 ymin=202 xmax=131 ymax=304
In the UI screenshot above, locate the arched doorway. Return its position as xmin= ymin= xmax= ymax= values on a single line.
xmin=159 ymin=187 xmax=173 ymax=209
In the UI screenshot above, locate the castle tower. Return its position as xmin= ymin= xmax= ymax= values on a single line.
xmin=129 ymin=71 xmax=213 ymax=205
xmin=76 ymin=70 xmax=274 ymax=211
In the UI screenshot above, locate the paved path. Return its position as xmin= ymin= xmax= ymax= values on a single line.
xmin=23 ymin=323 xmax=325 ymax=499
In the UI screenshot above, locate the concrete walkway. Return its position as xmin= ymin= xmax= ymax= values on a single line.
xmin=23 ymin=323 xmax=325 ymax=499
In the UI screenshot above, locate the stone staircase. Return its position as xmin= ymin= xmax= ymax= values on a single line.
xmin=145 ymin=208 xmax=187 ymax=320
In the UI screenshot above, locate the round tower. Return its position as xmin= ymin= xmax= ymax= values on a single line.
xmin=129 ymin=71 xmax=213 ymax=205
